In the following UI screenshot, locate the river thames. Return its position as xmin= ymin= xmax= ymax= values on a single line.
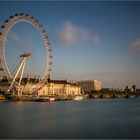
xmin=0 ymin=98 xmax=140 ymax=139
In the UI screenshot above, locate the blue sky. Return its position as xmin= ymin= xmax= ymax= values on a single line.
xmin=0 ymin=1 xmax=140 ymax=88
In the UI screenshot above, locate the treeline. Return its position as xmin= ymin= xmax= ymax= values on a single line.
xmin=87 ymin=89 xmax=140 ymax=99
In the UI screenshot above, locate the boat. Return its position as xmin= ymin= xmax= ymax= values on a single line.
xmin=73 ymin=96 xmax=83 ymax=100
xmin=55 ymin=98 xmax=67 ymax=101
xmin=35 ymin=98 xmax=45 ymax=102
xmin=35 ymin=97 xmax=55 ymax=102
xmin=47 ymin=97 xmax=55 ymax=102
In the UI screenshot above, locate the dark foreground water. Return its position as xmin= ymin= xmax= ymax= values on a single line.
xmin=0 ymin=98 xmax=140 ymax=139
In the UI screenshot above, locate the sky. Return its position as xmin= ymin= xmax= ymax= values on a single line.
xmin=0 ymin=1 xmax=140 ymax=88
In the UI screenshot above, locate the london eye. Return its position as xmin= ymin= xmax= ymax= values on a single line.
xmin=0 ymin=13 xmax=52 ymax=82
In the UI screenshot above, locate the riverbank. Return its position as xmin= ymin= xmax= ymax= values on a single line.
xmin=0 ymin=94 xmax=139 ymax=102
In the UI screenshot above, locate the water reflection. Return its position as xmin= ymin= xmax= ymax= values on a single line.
xmin=0 ymin=99 xmax=140 ymax=138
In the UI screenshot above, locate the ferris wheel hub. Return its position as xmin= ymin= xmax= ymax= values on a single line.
xmin=20 ymin=51 xmax=32 ymax=57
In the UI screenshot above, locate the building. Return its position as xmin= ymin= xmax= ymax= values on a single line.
xmin=37 ymin=80 xmax=81 ymax=97
xmin=0 ymin=78 xmax=10 ymax=92
xmin=77 ymin=80 xmax=102 ymax=93
xmin=0 ymin=78 xmax=81 ymax=97
xmin=125 ymin=85 xmax=136 ymax=93
xmin=0 ymin=81 xmax=10 ymax=92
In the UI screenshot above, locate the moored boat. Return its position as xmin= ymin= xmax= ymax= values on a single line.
xmin=35 ymin=97 xmax=55 ymax=102
xmin=73 ymin=96 xmax=83 ymax=100
xmin=47 ymin=97 xmax=55 ymax=102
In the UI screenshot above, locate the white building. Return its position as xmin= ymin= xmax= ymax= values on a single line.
xmin=38 ymin=80 xmax=81 ymax=97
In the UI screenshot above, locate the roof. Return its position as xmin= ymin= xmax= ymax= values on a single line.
xmin=49 ymin=80 xmax=79 ymax=87
xmin=49 ymin=80 xmax=68 ymax=84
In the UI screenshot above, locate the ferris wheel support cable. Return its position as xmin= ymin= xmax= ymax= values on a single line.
xmin=32 ymin=54 xmax=45 ymax=77
xmin=11 ymin=57 xmax=21 ymax=75
xmin=31 ymin=50 xmax=47 ymax=79
xmin=25 ymin=58 xmax=30 ymax=78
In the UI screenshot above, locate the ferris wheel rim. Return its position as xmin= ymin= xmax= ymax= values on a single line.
xmin=0 ymin=13 xmax=52 ymax=82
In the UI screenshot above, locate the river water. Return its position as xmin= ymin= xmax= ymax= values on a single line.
xmin=0 ymin=98 xmax=140 ymax=139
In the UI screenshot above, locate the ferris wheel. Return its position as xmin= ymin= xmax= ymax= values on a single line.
xmin=0 ymin=13 xmax=52 ymax=82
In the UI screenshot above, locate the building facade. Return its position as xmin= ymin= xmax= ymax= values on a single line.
xmin=0 ymin=82 xmax=10 ymax=92
xmin=77 ymin=80 xmax=102 ymax=93
xmin=38 ymin=80 xmax=81 ymax=97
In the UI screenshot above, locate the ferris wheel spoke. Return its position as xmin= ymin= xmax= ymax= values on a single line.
xmin=10 ymin=57 xmax=20 ymax=75
xmin=31 ymin=53 xmax=46 ymax=75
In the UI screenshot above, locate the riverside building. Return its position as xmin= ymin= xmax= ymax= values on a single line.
xmin=38 ymin=80 xmax=81 ymax=97
xmin=0 ymin=78 xmax=81 ymax=97
xmin=77 ymin=80 xmax=102 ymax=93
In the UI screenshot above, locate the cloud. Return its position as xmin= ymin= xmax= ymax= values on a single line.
xmin=10 ymin=32 xmax=25 ymax=44
xmin=54 ymin=21 xmax=100 ymax=47
xmin=11 ymin=32 xmax=22 ymax=42
xmin=129 ymin=39 xmax=140 ymax=51
xmin=8 ymin=31 xmax=30 ymax=49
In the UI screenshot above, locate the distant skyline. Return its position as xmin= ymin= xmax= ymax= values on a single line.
xmin=0 ymin=1 xmax=140 ymax=88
